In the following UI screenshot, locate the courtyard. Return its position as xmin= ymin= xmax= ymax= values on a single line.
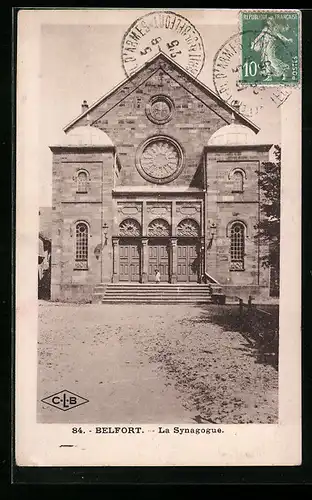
xmin=38 ymin=302 xmax=278 ymax=424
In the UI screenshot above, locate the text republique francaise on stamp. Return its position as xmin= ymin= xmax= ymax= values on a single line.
xmin=213 ymin=11 xmax=300 ymax=118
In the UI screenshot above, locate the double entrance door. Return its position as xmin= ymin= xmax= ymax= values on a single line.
xmin=177 ymin=238 xmax=200 ymax=282
xmin=119 ymin=238 xmax=141 ymax=282
xmin=118 ymin=238 xmax=200 ymax=283
xmin=148 ymin=239 xmax=169 ymax=282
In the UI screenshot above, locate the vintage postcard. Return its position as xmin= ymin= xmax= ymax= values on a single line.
xmin=15 ymin=8 xmax=301 ymax=468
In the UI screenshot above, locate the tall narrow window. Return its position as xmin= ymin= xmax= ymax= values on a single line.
xmin=75 ymin=222 xmax=88 ymax=269
xmin=230 ymin=222 xmax=245 ymax=270
xmin=77 ymin=171 xmax=88 ymax=193
xmin=232 ymin=170 xmax=244 ymax=192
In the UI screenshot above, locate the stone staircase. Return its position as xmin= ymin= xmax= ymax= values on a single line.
xmin=92 ymin=283 xmax=213 ymax=304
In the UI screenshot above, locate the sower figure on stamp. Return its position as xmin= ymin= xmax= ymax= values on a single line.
xmin=155 ymin=269 xmax=161 ymax=284
xmin=251 ymin=18 xmax=293 ymax=81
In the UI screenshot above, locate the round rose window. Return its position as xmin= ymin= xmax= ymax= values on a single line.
xmin=136 ymin=137 xmax=183 ymax=184
xmin=146 ymin=96 xmax=174 ymax=124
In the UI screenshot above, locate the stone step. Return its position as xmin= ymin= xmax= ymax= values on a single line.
xmin=96 ymin=291 xmax=211 ymax=295
xmin=103 ymin=287 xmax=211 ymax=292
xmin=101 ymin=297 xmax=211 ymax=304
xmin=96 ymin=281 xmax=210 ymax=288
xmin=94 ymin=289 xmax=211 ymax=293
xmin=94 ymin=290 xmax=211 ymax=297
xmin=92 ymin=282 xmax=214 ymax=304
xmin=105 ymin=288 xmax=209 ymax=291
xmin=103 ymin=295 xmax=211 ymax=299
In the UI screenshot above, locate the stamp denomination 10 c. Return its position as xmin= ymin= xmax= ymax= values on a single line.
xmin=241 ymin=11 xmax=300 ymax=85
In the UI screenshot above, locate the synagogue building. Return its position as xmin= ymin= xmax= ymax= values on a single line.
xmin=50 ymin=52 xmax=272 ymax=302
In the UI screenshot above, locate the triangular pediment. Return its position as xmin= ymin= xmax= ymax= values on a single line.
xmin=64 ymin=51 xmax=259 ymax=133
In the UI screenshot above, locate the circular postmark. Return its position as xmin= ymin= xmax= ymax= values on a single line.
xmin=213 ymin=31 xmax=292 ymax=119
xmin=122 ymin=10 xmax=205 ymax=78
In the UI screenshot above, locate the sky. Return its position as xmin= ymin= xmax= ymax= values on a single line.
xmin=37 ymin=9 xmax=282 ymax=207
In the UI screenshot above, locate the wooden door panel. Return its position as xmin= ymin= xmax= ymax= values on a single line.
xmin=177 ymin=243 xmax=188 ymax=282
xmin=177 ymin=240 xmax=199 ymax=282
xmin=119 ymin=240 xmax=140 ymax=282
xmin=148 ymin=240 xmax=169 ymax=282
xmin=188 ymin=244 xmax=199 ymax=282
xmin=177 ymin=263 xmax=187 ymax=280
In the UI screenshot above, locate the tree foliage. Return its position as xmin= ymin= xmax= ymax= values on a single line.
xmin=255 ymin=145 xmax=281 ymax=275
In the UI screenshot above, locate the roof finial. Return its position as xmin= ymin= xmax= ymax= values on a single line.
xmin=81 ymin=99 xmax=89 ymax=114
xmin=231 ymin=100 xmax=241 ymax=124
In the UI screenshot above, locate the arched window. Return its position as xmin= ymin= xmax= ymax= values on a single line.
xmin=232 ymin=170 xmax=244 ymax=192
xmin=177 ymin=219 xmax=200 ymax=237
xmin=230 ymin=222 xmax=245 ymax=271
xmin=148 ymin=218 xmax=171 ymax=237
xmin=76 ymin=171 xmax=88 ymax=193
xmin=119 ymin=218 xmax=141 ymax=237
xmin=75 ymin=222 xmax=88 ymax=269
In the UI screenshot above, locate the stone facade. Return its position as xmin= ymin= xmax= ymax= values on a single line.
xmin=204 ymin=145 xmax=271 ymax=300
xmin=50 ymin=53 xmax=272 ymax=302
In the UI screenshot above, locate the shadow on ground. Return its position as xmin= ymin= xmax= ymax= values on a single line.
xmin=190 ymin=304 xmax=279 ymax=371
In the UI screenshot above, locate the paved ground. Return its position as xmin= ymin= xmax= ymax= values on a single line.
xmin=38 ymin=302 xmax=278 ymax=424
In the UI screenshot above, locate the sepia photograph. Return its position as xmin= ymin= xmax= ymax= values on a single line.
xmin=16 ymin=8 xmax=301 ymax=466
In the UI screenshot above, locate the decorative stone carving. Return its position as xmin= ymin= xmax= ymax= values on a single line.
xmin=147 ymin=204 xmax=170 ymax=216
xmin=230 ymin=261 xmax=244 ymax=271
xmin=146 ymin=95 xmax=174 ymax=125
xmin=176 ymin=204 xmax=201 ymax=215
xmin=117 ymin=203 xmax=142 ymax=215
xmin=136 ymin=136 xmax=183 ymax=184
xmin=177 ymin=219 xmax=200 ymax=237
xmin=119 ymin=218 xmax=141 ymax=237
xmin=120 ymin=207 xmax=139 ymax=215
xmin=148 ymin=218 xmax=171 ymax=237
xmin=74 ymin=260 xmax=88 ymax=270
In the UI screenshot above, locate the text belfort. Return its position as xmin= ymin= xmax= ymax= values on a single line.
xmin=94 ymin=426 xmax=224 ymax=435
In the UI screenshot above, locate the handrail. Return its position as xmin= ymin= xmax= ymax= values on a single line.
xmin=203 ymin=271 xmax=220 ymax=285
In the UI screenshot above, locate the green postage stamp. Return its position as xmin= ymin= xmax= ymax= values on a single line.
xmin=241 ymin=10 xmax=300 ymax=85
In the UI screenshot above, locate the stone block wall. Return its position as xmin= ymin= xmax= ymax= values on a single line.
xmin=50 ymin=147 xmax=114 ymax=302
xmin=68 ymin=56 xmax=244 ymax=191
xmin=205 ymin=146 xmax=271 ymax=294
xmin=49 ymin=53 xmax=274 ymax=301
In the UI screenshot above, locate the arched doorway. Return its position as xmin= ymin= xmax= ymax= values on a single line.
xmin=177 ymin=219 xmax=200 ymax=282
xmin=119 ymin=219 xmax=141 ymax=282
xmin=147 ymin=219 xmax=170 ymax=282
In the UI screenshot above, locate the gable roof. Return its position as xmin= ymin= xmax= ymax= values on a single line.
xmin=64 ymin=51 xmax=259 ymax=133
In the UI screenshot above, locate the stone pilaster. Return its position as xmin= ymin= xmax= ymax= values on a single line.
xmin=141 ymin=237 xmax=148 ymax=283
xmin=51 ymin=154 xmax=63 ymax=301
xmin=112 ymin=237 xmax=119 ymax=283
xmin=142 ymin=200 xmax=147 ymax=236
xmin=172 ymin=200 xmax=177 ymax=236
xmin=205 ymin=154 xmax=218 ymax=279
xmin=170 ymin=237 xmax=177 ymax=283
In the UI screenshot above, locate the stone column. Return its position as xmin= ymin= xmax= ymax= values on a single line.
xmin=171 ymin=200 xmax=177 ymax=236
xmin=141 ymin=237 xmax=148 ymax=283
xmin=112 ymin=237 xmax=119 ymax=283
xmin=142 ymin=200 xmax=148 ymax=236
xmin=170 ymin=237 xmax=177 ymax=283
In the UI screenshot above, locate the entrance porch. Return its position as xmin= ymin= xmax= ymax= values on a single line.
xmin=112 ymin=237 xmax=204 ymax=284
